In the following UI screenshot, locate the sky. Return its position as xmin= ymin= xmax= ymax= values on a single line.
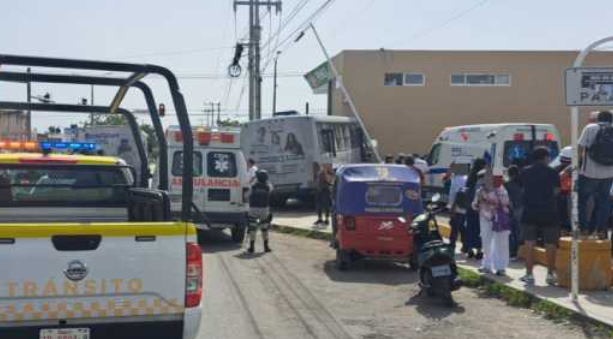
xmin=1 ymin=0 xmax=613 ymax=132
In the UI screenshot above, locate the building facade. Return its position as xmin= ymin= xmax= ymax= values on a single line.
xmin=0 ymin=110 xmax=29 ymax=140
xmin=309 ymin=50 xmax=613 ymax=155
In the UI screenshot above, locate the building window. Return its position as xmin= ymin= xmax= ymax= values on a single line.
xmin=450 ymin=73 xmax=511 ymax=87
xmin=384 ymin=73 xmax=403 ymax=86
xmin=404 ymin=73 xmax=425 ymax=86
xmin=384 ymin=72 xmax=425 ymax=86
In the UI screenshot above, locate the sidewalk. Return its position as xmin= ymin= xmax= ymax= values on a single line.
xmin=274 ymin=212 xmax=613 ymax=327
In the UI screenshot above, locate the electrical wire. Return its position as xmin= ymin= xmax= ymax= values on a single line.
xmin=388 ymin=0 xmax=496 ymax=46
xmin=262 ymin=0 xmax=338 ymax=72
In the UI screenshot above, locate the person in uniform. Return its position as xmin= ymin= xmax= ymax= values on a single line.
xmin=248 ymin=170 xmax=274 ymax=253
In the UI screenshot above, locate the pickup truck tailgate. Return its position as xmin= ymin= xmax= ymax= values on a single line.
xmin=0 ymin=222 xmax=194 ymax=324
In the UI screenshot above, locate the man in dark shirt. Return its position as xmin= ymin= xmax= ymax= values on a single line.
xmin=519 ymin=147 xmax=561 ymax=286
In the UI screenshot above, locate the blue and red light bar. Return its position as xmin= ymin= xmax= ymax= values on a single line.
xmin=40 ymin=142 xmax=97 ymax=151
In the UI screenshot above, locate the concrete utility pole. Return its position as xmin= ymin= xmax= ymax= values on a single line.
xmin=273 ymin=51 xmax=281 ymax=115
xmin=234 ymin=0 xmax=281 ymax=121
xmin=26 ymin=67 xmax=31 ymax=139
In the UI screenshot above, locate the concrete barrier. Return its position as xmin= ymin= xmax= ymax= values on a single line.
xmin=439 ymin=223 xmax=613 ymax=288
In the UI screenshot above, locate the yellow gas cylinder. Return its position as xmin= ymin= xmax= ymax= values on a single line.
xmin=556 ymin=237 xmax=612 ymax=291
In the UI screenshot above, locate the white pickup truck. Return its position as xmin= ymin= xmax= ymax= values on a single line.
xmin=0 ymin=153 xmax=202 ymax=339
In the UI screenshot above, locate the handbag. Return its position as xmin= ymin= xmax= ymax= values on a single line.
xmin=492 ymin=191 xmax=510 ymax=232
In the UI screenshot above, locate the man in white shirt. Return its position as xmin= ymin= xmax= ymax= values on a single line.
xmin=578 ymin=111 xmax=613 ymax=239
xmin=247 ymin=159 xmax=258 ymax=185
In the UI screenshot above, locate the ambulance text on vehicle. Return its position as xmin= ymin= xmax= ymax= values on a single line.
xmin=162 ymin=126 xmax=249 ymax=243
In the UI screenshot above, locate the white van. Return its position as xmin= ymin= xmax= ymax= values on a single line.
xmin=162 ymin=126 xmax=249 ymax=243
xmin=241 ymin=114 xmax=368 ymax=205
xmin=425 ymin=123 xmax=561 ymax=197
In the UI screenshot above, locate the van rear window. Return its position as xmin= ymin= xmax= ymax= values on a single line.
xmin=172 ymin=151 xmax=203 ymax=177
xmin=207 ymin=152 xmax=237 ymax=178
xmin=365 ymin=185 xmax=402 ymax=206
xmin=503 ymin=141 xmax=559 ymax=167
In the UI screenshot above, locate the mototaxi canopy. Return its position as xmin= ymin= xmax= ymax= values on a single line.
xmin=334 ymin=164 xmax=423 ymax=216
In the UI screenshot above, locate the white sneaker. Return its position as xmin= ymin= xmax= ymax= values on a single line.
xmin=520 ymin=273 xmax=535 ymax=285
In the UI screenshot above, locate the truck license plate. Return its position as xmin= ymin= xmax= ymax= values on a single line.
xmin=431 ymin=265 xmax=452 ymax=277
xmin=40 ymin=328 xmax=90 ymax=339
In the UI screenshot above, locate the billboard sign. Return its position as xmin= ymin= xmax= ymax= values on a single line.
xmin=304 ymin=62 xmax=330 ymax=94
xmin=566 ymin=67 xmax=613 ymax=106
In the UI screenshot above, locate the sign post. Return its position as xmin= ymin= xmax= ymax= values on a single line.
xmin=564 ymin=36 xmax=613 ymax=301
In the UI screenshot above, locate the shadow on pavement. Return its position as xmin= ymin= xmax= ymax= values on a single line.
xmin=198 ymin=229 xmax=243 ymax=254
xmin=234 ymin=251 xmax=266 ymax=260
xmin=322 ymin=260 xmax=419 ymax=286
xmin=405 ymin=292 xmax=466 ymax=320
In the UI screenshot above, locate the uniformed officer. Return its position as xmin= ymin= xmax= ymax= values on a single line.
xmin=248 ymin=170 xmax=273 ymax=253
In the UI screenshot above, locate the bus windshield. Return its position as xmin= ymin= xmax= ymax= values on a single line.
xmin=0 ymin=165 xmax=133 ymax=207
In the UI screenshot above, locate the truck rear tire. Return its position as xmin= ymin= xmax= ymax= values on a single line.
xmin=231 ymin=225 xmax=246 ymax=244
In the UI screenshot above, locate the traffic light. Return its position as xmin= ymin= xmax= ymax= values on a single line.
xmin=158 ymin=103 xmax=166 ymax=117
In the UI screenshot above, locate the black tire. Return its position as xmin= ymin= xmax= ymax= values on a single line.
xmin=231 ymin=225 xmax=246 ymax=244
xmin=336 ymin=249 xmax=349 ymax=271
xmin=408 ymin=253 xmax=419 ymax=271
xmin=433 ymin=276 xmax=454 ymax=307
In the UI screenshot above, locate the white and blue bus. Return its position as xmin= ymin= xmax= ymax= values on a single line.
xmin=241 ymin=114 xmax=370 ymax=205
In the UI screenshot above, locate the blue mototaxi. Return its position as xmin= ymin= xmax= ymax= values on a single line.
xmin=331 ymin=164 xmax=423 ymax=270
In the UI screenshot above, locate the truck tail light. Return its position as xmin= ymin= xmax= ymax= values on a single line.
xmin=185 ymin=242 xmax=203 ymax=308
xmin=344 ymin=216 xmax=356 ymax=231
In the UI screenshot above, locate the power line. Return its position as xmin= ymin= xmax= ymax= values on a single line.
xmin=388 ymin=0 xmax=496 ymax=46
xmin=111 ymin=46 xmax=235 ymax=60
xmin=262 ymin=0 xmax=338 ymax=72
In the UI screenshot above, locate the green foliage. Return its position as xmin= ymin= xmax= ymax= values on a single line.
xmin=82 ymin=114 xmax=127 ymax=127
xmin=217 ymin=118 xmax=242 ymax=127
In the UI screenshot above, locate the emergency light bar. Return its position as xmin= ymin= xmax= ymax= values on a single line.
xmin=173 ymin=130 xmax=236 ymax=146
xmin=40 ymin=142 xmax=97 ymax=151
xmin=0 ymin=140 xmax=39 ymax=150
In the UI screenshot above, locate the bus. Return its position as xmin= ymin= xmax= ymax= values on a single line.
xmin=241 ymin=115 xmax=370 ymax=205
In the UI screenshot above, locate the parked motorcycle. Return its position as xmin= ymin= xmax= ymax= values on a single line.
xmin=410 ymin=194 xmax=462 ymax=307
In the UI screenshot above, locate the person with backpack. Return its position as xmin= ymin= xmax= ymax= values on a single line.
xmin=578 ymin=110 xmax=613 ymax=240
xmin=248 ymin=170 xmax=274 ymax=253
xmin=463 ymin=158 xmax=487 ymax=260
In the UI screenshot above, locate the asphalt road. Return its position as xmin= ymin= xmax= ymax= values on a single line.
xmin=196 ymin=230 xmax=599 ymax=339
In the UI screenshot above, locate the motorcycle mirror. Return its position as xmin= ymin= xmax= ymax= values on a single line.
xmin=431 ymin=193 xmax=442 ymax=203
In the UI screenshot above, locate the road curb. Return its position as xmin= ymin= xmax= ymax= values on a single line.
xmin=272 ymin=222 xmax=613 ymax=337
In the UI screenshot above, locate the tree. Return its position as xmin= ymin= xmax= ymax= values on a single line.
xmin=217 ymin=118 xmax=242 ymax=127
xmin=81 ymin=114 xmax=127 ymax=127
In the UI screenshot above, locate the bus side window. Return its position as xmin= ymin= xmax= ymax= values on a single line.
xmin=321 ymin=129 xmax=336 ymax=157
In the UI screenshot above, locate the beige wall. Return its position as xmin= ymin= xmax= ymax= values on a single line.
xmin=329 ymin=50 xmax=613 ymax=155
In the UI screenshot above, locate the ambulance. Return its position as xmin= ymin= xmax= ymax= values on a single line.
xmin=424 ymin=123 xmax=561 ymax=198
xmin=162 ymin=126 xmax=249 ymax=243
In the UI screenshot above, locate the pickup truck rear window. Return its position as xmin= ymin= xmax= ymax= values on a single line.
xmin=0 ymin=165 xmax=132 ymax=207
